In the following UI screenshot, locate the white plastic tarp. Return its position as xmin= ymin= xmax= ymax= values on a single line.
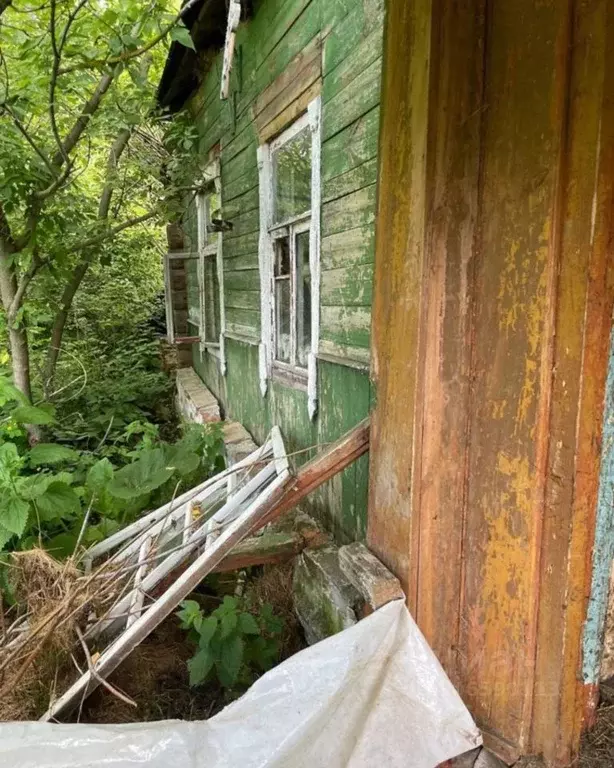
xmin=0 ymin=599 xmax=481 ymax=768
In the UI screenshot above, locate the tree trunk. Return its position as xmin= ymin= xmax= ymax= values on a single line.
xmin=0 ymin=241 xmax=33 ymax=403
xmin=7 ymin=324 xmax=33 ymax=402
xmin=44 ymin=258 xmax=91 ymax=393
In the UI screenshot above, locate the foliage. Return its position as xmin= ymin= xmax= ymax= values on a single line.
xmin=177 ymin=596 xmax=285 ymax=690
xmin=0 ymin=374 xmax=224 ymax=556
xmin=0 ymin=0 xmax=204 ymax=404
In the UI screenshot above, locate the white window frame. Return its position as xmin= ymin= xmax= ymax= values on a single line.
xmin=257 ymin=96 xmax=321 ymax=420
xmin=164 ymin=159 xmax=226 ymax=376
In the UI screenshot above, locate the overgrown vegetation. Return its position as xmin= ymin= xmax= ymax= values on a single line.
xmin=0 ymin=373 xmax=224 ymax=558
xmin=178 ymin=595 xmax=285 ymax=690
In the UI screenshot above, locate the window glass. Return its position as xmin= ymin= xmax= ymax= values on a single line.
xmin=185 ymin=258 xmax=200 ymax=328
xmin=274 ymin=237 xmax=291 ymax=363
xmin=272 ymin=126 xmax=311 ymax=223
xmin=204 ymin=255 xmax=221 ymax=340
xmin=295 ymin=231 xmax=311 ymax=368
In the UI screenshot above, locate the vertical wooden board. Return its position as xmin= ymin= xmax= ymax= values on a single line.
xmin=317 ymin=360 xmax=371 ymax=541
xmin=411 ymin=0 xmax=484 ymax=685
xmin=367 ymin=0 xmax=432 ymax=596
xmin=459 ymin=0 xmax=570 ymax=748
xmin=543 ymin=4 xmax=614 ymax=762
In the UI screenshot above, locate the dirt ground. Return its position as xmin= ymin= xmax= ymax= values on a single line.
xmin=80 ymin=563 xmax=305 ymax=724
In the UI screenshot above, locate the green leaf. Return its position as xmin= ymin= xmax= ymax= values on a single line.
xmin=86 ymin=458 xmax=114 ymax=494
xmin=0 ymin=524 xmax=15 ymax=551
xmin=238 ymin=612 xmax=260 ymax=635
xmin=164 ymin=442 xmax=200 ymax=476
xmin=35 ymin=482 xmax=81 ymax=522
xmin=188 ymin=646 xmax=215 ymax=687
xmin=12 ymin=405 xmax=55 ymax=425
xmin=198 ymin=615 xmax=218 ymax=648
xmin=0 ymin=377 xmax=27 ymax=406
xmin=0 ymin=494 xmax=29 ymax=535
xmin=176 ymin=599 xmax=203 ymax=629
xmin=18 ymin=472 xmax=56 ymax=500
xmin=107 ymin=448 xmax=174 ymax=499
xmin=220 ymin=610 xmax=238 ymax=640
xmin=28 ymin=443 xmax=79 ymax=467
xmin=170 ymin=25 xmax=196 ymax=51
xmin=216 ymin=634 xmax=244 ymax=688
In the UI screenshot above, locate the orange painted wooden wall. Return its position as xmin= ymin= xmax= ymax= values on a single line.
xmin=368 ymin=0 xmax=614 ymax=764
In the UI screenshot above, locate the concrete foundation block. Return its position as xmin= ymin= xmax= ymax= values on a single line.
xmin=293 ymin=546 xmax=362 ymax=645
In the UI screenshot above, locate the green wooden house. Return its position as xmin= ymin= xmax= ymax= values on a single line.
xmin=158 ymin=0 xmax=383 ymax=543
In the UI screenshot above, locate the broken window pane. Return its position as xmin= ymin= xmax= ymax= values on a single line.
xmin=272 ymin=126 xmax=311 ymax=223
xmin=274 ymin=236 xmax=290 ymax=277
xmin=295 ymin=231 xmax=311 ymax=368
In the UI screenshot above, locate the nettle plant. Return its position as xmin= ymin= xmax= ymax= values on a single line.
xmin=177 ymin=596 xmax=285 ymax=690
xmin=0 ymin=375 xmax=224 ymax=554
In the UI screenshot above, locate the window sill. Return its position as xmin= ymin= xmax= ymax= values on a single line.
xmin=271 ymin=363 xmax=308 ymax=392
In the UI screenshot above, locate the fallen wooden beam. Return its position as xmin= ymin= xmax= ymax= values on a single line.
xmin=42 ymin=417 xmax=370 ymax=721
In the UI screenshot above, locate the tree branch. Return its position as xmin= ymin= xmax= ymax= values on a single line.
xmin=8 ymin=253 xmax=46 ymax=320
xmin=72 ymin=210 xmax=157 ymax=253
xmin=98 ymin=127 xmax=132 ymax=218
xmin=58 ymin=0 xmax=203 ymax=75
xmin=5 ymin=107 xmax=57 ymax=180
xmin=50 ymin=71 xmax=114 ymax=169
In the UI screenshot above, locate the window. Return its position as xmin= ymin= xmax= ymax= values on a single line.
xmin=257 ymin=96 xmax=321 ymax=419
xmin=164 ymin=159 xmax=226 ymax=375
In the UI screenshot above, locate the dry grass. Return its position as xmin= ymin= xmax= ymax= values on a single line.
xmin=0 ymin=548 xmax=126 ymax=721
xmin=0 ymin=552 xmax=305 ymax=724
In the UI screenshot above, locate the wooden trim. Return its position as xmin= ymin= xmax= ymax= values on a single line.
xmin=316 ymin=352 xmax=370 ymax=373
xmin=253 ymin=35 xmax=322 ymax=143
xmin=271 ymin=363 xmax=308 ymax=392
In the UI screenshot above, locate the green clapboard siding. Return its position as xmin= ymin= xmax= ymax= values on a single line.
xmin=181 ymin=0 xmax=384 ymax=541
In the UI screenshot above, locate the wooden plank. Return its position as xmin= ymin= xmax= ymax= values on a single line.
xmin=318 ymin=339 xmax=370 ymax=369
xmin=534 ymin=4 xmax=614 ymax=763
xmin=322 ymin=25 xmax=383 ymax=105
xmin=223 ymin=186 xmax=259 ymax=220
xmin=223 ymin=252 xmax=259 ymax=272
xmin=320 ymin=262 xmax=373 ymax=307
xmin=367 ymin=0 xmax=431 ymax=600
xmin=258 ymin=79 xmax=322 ymax=144
xmin=322 ymin=106 xmax=379 ymax=182
xmin=409 ymin=0 xmax=485 ymax=697
xmin=224 ymin=268 xmax=260 ymax=292
xmin=211 ymin=531 xmax=305 ymax=572
xmin=253 ymin=35 xmax=321 ymax=119
xmin=322 ymin=56 xmax=382 ymax=141
xmin=224 ymin=289 xmax=260 ymax=311
xmin=255 ymin=63 xmax=322 ymax=141
xmin=222 ymin=144 xmax=257 ymax=186
xmin=323 ymin=0 xmax=384 ymax=75
xmin=323 ymin=157 xmax=378 ymax=204
xmin=237 ymin=0 xmax=319 ymax=117
xmin=224 ymin=208 xmax=259 ymax=239
xmin=321 ymin=224 xmax=375 ymax=271
xmin=322 ymin=184 xmax=377 ymax=237
xmin=223 ymin=230 xmax=259 ymax=258
xmin=320 ymin=305 xmax=371 ymax=350
xmin=223 ymin=165 xmax=259 ymax=204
